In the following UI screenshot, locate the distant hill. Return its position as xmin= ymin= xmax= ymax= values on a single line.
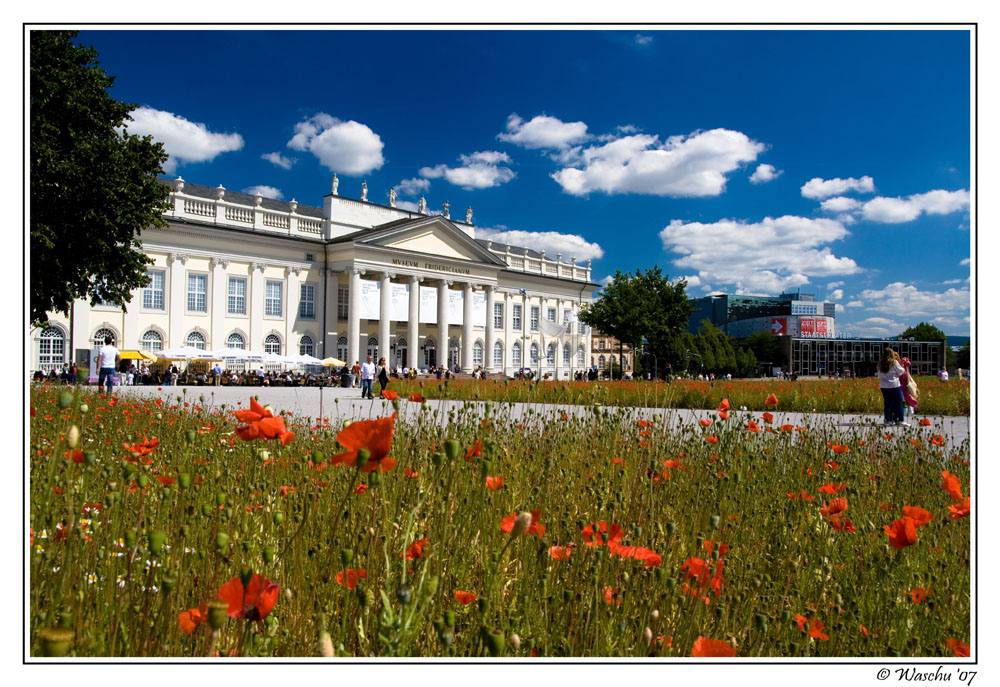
xmin=947 ymin=335 xmax=970 ymax=348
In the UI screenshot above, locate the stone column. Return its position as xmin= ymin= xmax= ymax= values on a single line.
xmin=379 ymin=272 xmax=394 ymax=363
xmin=167 ymin=252 xmax=189 ymax=348
xmin=249 ymin=262 xmax=266 ymax=353
xmin=324 ymin=268 xmax=339 ymax=358
xmin=209 ymin=258 xmax=229 ymax=350
xmin=347 ymin=267 xmax=364 ymax=367
xmin=408 ymin=275 xmax=421 ymax=370
xmin=437 ymin=279 xmax=452 ymax=368
xmin=462 ymin=281 xmax=474 ymax=372
xmin=285 ymin=266 xmax=301 ymax=357
xmin=485 ymin=285 xmax=495 ymax=373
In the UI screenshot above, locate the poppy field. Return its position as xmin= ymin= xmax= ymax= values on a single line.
xmin=378 ymin=377 xmax=971 ymax=416
xmin=28 ymin=383 xmax=971 ymax=659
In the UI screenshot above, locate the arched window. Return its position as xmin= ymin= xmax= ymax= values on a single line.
xmin=367 ymin=336 xmax=379 ymax=361
xmin=598 ymin=355 xmax=606 ymax=369
xmin=610 ymin=355 xmax=616 ymax=367
xmin=92 ymin=328 xmax=116 ymax=348
xmin=493 ymin=340 xmax=504 ymax=368
xmin=546 ymin=343 xmax=556 ymax=366
xmin=396 ymin=339 xmax=407 ymax=368
xmin=423 ymin=337 xmax=436 ymax=368
xmin=337 ymin=336 xmax=348 ymax=362
xmin=530 ymin=342 xmax=539 ymax=367
xmin=141 ymin=330 xmax=163 ymax=352
xmin=577 ymin=346 xmax=585 ymax=366
xmin=448 ymin=338 xmax=460 ymax=368
xmin=512 ymin=341 xmax=522 ymax=367
xmin=299 ymin=335 xmax=314 ymax=357
xmin=473 ymin=340 xmax=484 ymax=366
xmin=186 ymin=331 xmax=206 ymax=350
xmin=264 ymin=334 xmax=282 ymax=355
xmin=563 ymin=343 xmax=571 ymax=366
xmin=227 ymin=332 xmax=246 ymax=350
xmin=38 ymin=327 xmax=65 ymax=371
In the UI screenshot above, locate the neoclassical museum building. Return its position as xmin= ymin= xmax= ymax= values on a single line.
xmin=33 ymin=175 xmax=599 ymax=377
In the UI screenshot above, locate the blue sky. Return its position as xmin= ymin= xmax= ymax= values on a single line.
xmin=76 ymin=28 xmax=972 ymax=336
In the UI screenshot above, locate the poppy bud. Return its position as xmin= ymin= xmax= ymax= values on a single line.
xmin=58 ymin=392 xmax=73 ymax=409
xmin=709 ymin=515 xmax=720 ymax=530
xmin=424 ymin=575 xmax=440 ymax=599
xmin=788 ymin=641 xmax=799 ymax=654
xmin=755 ymin=614 xmax=768 ymax=630
xmin=511 ymin=511 xmax=533 ymax=536
xmin=643 ymin=627 xmax=653 ymax=646
xmin=161 ymin=573 xmax=178 ymax=595
xmin=137 ymin=474 xmax=149 ymax=489
xmin=83 ymin=451 xmax=96 ymax=467
xmin=368 ymin=471 xmax=381 ymax=487
xmin=695 ymin=535 xmax=704 ymax=549
xmin=122 ymin=461 xmax=136 ymax=480
xmin=176 ymin=473 xmax=190 ymax=490
xmin=480 ymin=460 xmax=492 ymax=479
xmin=240 ymin=567 xmax=253 ymax=587
xmin=39 ymin=627 xmax=74 ymax=657
xmin=665 ymin=579 xmax=676 ymax=593
xmin=58 ymin=611 xmax=73 ymax=628
xmin=67 ymin=425 xmax=81 ymax=449
xmin=263 ymin=546 xmax=275 ymax=563
xmin=339 ymin=549 xmax=354 ymax=566
xmin=356 ymin=586 xmax=372 ymax=607
xmin=438 ymin=627 xmax=454 ymax=647
xmin=780 ymin=610 xmax=790 ymax=623
xmin=651 ymin=609 xmax=660 ymax=620
xmin=155 ymin=413 xmax=162 ymax=421
xmin=215 ymin=532 xmax=229 ymax=551
xmin=444 ymin=610 xmax=456 ymax=627
xmin=318 ymin=630 xmax=334 ymax=657
xmin=623 ymin=572 xmax=630 ymax=584
xmin=356 ymin=448 xmax=371 ymax=469
xmin=185 ymin=430 xmax=197 ymax=445
xmin=484 ymin=630 xmax=504 ymax=656
xmin=201 ymin=504 xmax=213 ymax=517
xmin=207 ymin=600 xmax=228 ymax=630
xmin=124 ymin=530 xmax=137 ymax=549
xmin=444 ymin=440 xmax=460 ymax=462
xmin=273 ymin=511 xmax=285 ymax=525
xmin=216 ymin=493 xmax=227 ymax=507
xmin=148 ymin=531 xmax=167 ymax=555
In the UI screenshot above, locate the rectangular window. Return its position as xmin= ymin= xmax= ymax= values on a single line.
xmin=228 ymin=277 xmax=246 ymax=315
xmin=299 ymin=284 xmax=316 ymax=319
xmin=187 ymin=273 xmax=207 ymax=312
xmin=530 ymin=306 xmax=539 ymax=331
xmin=305 ymin=253 xmax=315 ymax=262
xmin=563 ymin=309 xmax=571 ymax=324
xmin=265 ymin=280 xmax=283 ymax=317
xmin=338 ymin=287 xmax=349 ymax=320
xmin=493 ymin=303 xmax=503 ymax=329
xmin=143 ymin=270 xmax=165 ymax=310
xmin=547 ymin=307 xmax=556 ymax=322
xmin=512 ymin=304 xmax=522 ymax=331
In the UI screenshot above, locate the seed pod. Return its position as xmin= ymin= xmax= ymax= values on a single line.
xmin=83 ymin=451 xmax=96 ymax=467
xmin=444 ymin=610 xmax=456 ymax=627
xmin=39 ymin=627 xmax=74 ymax=657
xmin=444 ymin=440 xmax=461 ymax=462
xmin=318 ymin=630 xmax=334 ymax=657
xmin=484 ymin=630 xmax=504 ymax=656
xmin=161 ymin=574 xmax=178 ymax=595
xmin=58 ymin=392 xmax=73 ymax=409
xmin=215 ymin=532 xmax=230 ymax=551
xmin=273 ymin=511 xmax=285 ymax=525
xmin=67 ymin=425 xmax=81 ymax=449
xmin=207 ymin=600 xmax=228 ymax=630
xmin=240 ymin=567 xmax=253 ymax=587
xmin=124 ymin=530 xmax=137 ymax=549
xmin=185 ymin=430 xmax=197 ymax=445
xmin=511 ymin=511 xmax=533 ymax=536
xmin=709 ymin=515 xmax=720 ymax=530
xmin=216 ymin=493 xmax=227 ymax=507
xmin=147 ymin=531 xmax=167 ymax=555
xmin=178 ymin=473 xmax=191 ymax=489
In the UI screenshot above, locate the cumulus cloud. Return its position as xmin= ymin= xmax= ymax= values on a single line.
xmin=396 ymin=177 xmax=431 ymax=196
xmin=827 ymin=289 xmax=843 ymax=301
xmin=634 ymin=34 xmax=654 ymax=46
xmin=849 ymin=316 xmax=907 ymax=337
xmin=674 ymin=275 xmax=702 ymax=288
xmin=800 ymin=175 xmax=875 ymax=199
xmin=749 ymin=163 xmax=782 ymax=184
xmin=420 ymin=151 xmax=515 ymax=190
xmin=497 ymin=114 xmax=590 ymax=150
xmin=960 ymin=258 xmax=971 ymax=266
xmin=553 ymin=128 xmax=765 ymax=197
xmin=394 ymin=200 xmax=419 ymax=212
xmin=846 ymin=300 xmax=865 ymax=308
xmin=930 ymin=314 xmax=970 ymax=332
xmin=287 ymin=113 xmax=384 ymax=175
xmin=861 ymin=189 xmax=970 ymax=223
xmin=262 ymin=152 xmax=295 ymax=170
xmin=835 ymin=304 xmax=845 ymax=313
xmin=827 ymin=281 xmax=845 ymax=289
xmin=857 ymin=282 xmax=970 ymax=317
xmin=942 ymin=278 xmax=964 ymax=285
xmin=820 ymin=196 xmax=862 ymax=213
xmin=598 ymin=275 xmax=615 ymax=287
xmin=124 ymin=106 xmax=243 ymax=174
xmin=659 ymin=215 xmax=858 ymax=294
xmin=242 ymin=185 xmax=283 ymax=199
xmin=477 ymin=227 xmax=604 ymax=261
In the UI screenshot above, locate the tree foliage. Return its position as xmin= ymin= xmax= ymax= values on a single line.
xmin=954 ymin=341 xmax=970 ymax=371
xmin=30 ymin=30 xmax=170 ymax=326
xmin=899 ymin=322 xmax=949 ymax=368
xmin=742 ymin=329 xmax=785 ymax=366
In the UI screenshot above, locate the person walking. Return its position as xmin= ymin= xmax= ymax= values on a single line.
xmin=96 ymin=335 xmax=120 ymax=395
xmin=351 ymin=360 xmax=361 ymax=388
xmin=878 ymin=348 xmax=907 ymax=425
xmin=377 ymin=357 xmax=390 ymax=397
xmin=360 ymin=355 xmax=376 ymax=399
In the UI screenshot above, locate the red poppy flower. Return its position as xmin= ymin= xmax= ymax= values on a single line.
xmin=355 ymin=484 xmax=368 ymax=495
xmin=330 ymin=414 xmax=396 ymax=473
xmin=404 ymin=467 xmax=419 ymax=479
xmin=405 ymin=537 xmax=428 ymax=560
xmin=216 ymin=573 xmax=280 ymax=621
xmin=154 ymin=475 xmax=175 ymax=487
xmin=830 ymin=517 xmax=856 ymax=533
xmin=919 ymin=418 xmax=931 ymax=426
xmin=234 ymin=396 xmax=268 ymax=423
xmin=123 ymin=435 xmax=160 ymax=457
xmin=818 ymin=482 xmax=846 ymax=494
xmin=718 ymin=410 xmax=729 ymax=421
xmin=947 ymin=639 xmax=970 ymax=657
xmin=704 ymin=435 xmax=719 ymax=444
xmin=884 ymin=517 xmax=918 ymax=549
xmin=500 ymin=510 xmax=545 ymax=537
xmin=454 ymin=590 xmax=477 ymax=605
xmin=381 ymin=390 xmax=398 ymax=401
xmin=603 ymin=586 xmax=622 ymax=605
xmin=909 ymin=587 xmax=929 ymax=604
xmin=663 ymin=459 xmax=682 ymax=469
xmin=691 ymin=636 xmax=737 ymax=657
xmin=485 ymin=475 xmax=504 ymax=490
xmin=699 ymin=418 xmax=712 ymax=427
xmin=581 ymin=521 xmax=623 ymax=547
xmin=780 ymin=424 xmax=794 ymax=432
xmin=809 ymin=619 xmax=829 ymax=641
xmin=746 ymin=421 xmax=760 ymax=433
xmin=407 ymin=393 xmax=424 ymax=403
xmin=279 ymin=485 xmax=297 ymax=497
xmin=941 ymin=470 xmax=963 ymax=500
xmin=718 ymin=399 xmax=730 ymax=412
xmin=178 ymin=605 xmax=207 ymax=634
xmin=681 ymin=557 xmax=712 ymax=586
xmin=548 ymin=545 xmax=572 ymax=560
xmin=702 ymin=540 xmax=730 ymax=557
xmin=764 ymin=393 xmax=779 ymax=407
xmin=761 ymin=412 xmax=774 ymax=424
xmin=902 ymin=505 xmax=933 ymax=527
xmin=820 ymin=497 xmax=848 ymax=519
xmin=949 ymin=497 xmax=971 ymax=520
xmin=465 ymin=439 xmax=482 ymax=461
xmin=335 ymin=569 xmax=367 ymax=589
xmin=930 ymin=434 xmax=945 ymax=447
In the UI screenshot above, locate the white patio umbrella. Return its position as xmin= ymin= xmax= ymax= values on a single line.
xmin=158 ymin=345 xmax=220 ymax=360
xmin=283 ymin=353 xmax=324 ymax=365
xmin=209 ymin=348 xmax=250 ymax=360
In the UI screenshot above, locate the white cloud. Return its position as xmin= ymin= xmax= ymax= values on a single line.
xmin=262 ymin=152 xmax=295 ymax=170
xmin=396 ymin=177 xmax=431 ymax=196
xmin=477 ymin=227 xmax=604 ymax=261
xmin=674 ymin=275 xmax=702 ymax=288
xmin=497 ymin=114 xmax=590 ymax=150
xmin=395 ymin=200 xmax=419 ymax=212
xmin=861 ymin=189 xmax=970 ymax=223
xmin=857 ymin=282 xmax=970 ymax=317
xmin=800 ymin=175 xmax=875 ymax=199
xmin=598 ymin=275 xmax=615 ymax=287
xmin=960 ymin=258 xmax=971 ymax=266
xmin=930 ymin=315 xmax=970 ymax=332
xmin=819 ymin=196 xmax=862 ymax=213
xmin=749 ymin=163 xmax=782 ymax=184
xmin=124 ymin=106 xmax=243 ymax=174
xmin=827 ymin=289 xmax=843 ymax=301
xmin=846 ymin=300 xmax=865 ymax=308
xmin=634 ymin=34 xmax=654 ymax=46
xmin=942 ymin=278 xmax=963 ymax=285
xmin=826 ymin=281 xmax=845 ymax=289
xmin=835 ymin=304 xmax=845 ymax=313
xmin=659 ymin=215 xmax=858 ymax=294
xmin=553 ymin=128 xmax=764 ymax=197
xmin=849 ymin=316 xmax=907 ymax=337
xmin=287 ymin=113 xmax=384 ymax=175
xmin=241 ymin=185 xmax=283 ymax=200
xmin=420 ymin=151 xmax=515 ymax=190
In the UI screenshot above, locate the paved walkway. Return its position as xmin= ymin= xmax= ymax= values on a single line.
xmin=114 ymin=384 xmax=971 ymax=447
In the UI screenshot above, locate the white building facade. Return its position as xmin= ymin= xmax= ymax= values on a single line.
xmin=33 ymin=176 xmax=598 ymax=378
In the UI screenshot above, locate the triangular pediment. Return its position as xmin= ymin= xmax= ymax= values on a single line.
xmin=357 ymin=216 xmax=506 ymax=266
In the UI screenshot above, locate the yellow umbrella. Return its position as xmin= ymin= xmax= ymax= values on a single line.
xmin=321 ymin=357 xmax=347 ymax=367
xmin=120 ymin=350 xmax=156 ymax=361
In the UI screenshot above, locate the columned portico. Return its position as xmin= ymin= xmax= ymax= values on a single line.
xmin=407 ymin=275 xmax=421 ymax=370
xmin=437 ymin=279 xmax=451 ymax=368
xmin=484 ymin=285 xmax=495 ymax=373
xmin=347 ymin=267 xmax=364 ymax=366
xmin=379 ymin=271 xmax=394 ymax=363
xmin=462 ymin=281 xmax=474 ymax=372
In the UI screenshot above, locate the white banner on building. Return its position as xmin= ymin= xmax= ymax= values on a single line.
xmin=472 ymin=292 xmax=487 ymax=327
xmin=390 ymin=284 xmax=409 ymax=321
xmin=448 ymin=290 xmax=464 ymax=326
xmin=419 ymin=286 xmax=437 ymax=324
xmin=360 ymin=280 xmax=380 ymax=319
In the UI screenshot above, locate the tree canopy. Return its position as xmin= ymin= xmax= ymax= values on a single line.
xmin=30 ymin=30 xmax=170 ymax=326
xmin=899 ymin=322 xmax=949 ymax=368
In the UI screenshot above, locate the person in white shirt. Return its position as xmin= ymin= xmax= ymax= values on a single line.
xmin=96 ymin=335 xmax=121 ymax=394
xmin=878 ymin=348 xmax=907 ymax=425
xmin=938 ymin=369 xmax=949 ymax=382
xmin=360 ymin=355 xmax=376 ymax=399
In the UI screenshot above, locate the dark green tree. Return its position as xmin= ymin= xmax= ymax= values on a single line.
xmin=31 ymin=30 xmax=170 ymax=326
xmin=742 ymin=329 xmax=786 ymax=366
xmin=954 ymin=340 xmax=970 ymax=371
xmin=899 ymin=322 xmax=949 ymax=369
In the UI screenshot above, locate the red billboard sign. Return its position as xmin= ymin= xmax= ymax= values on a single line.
xmin=816 ymin=319 xmax=828 ymax=336
xmin=800 ymin=318 xmax=815 ymax=336
xmin=771 ymin=318 xmax=787 ymax=335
